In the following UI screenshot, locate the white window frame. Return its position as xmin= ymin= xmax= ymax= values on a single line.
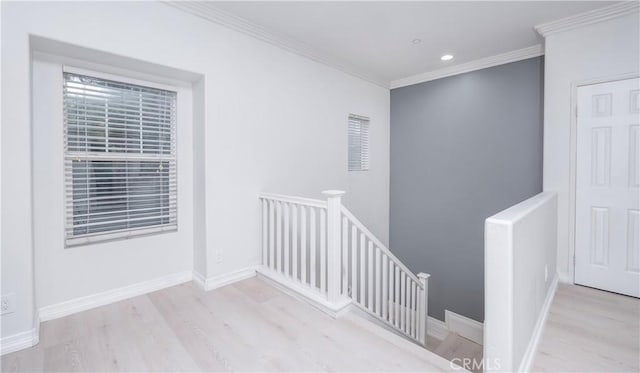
xmin=63 ymin=66 xmax=179 ymax=247
xmin=348 ymin=114 xmax=370 ymax=172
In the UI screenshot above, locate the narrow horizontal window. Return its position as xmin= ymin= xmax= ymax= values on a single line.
xmin=63 ymin=71 xmax=177 ymax=247
xmin=348 ymin=114 xmax=370 ymax=171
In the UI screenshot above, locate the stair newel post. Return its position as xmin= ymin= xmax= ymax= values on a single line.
xmin=322 ymin=190 xmax=346 ymax=305
xmin=418 ymin=272 xmax=430 ymax=346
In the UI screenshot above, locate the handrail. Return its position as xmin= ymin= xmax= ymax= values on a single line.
xmin=259 ymin=193 xmax=327 ymax=209
xmin=341 ymin=206 xmax=423 ymax=288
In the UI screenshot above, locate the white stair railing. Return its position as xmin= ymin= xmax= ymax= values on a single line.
xmin=259 ymin=191 xmax=430 ymax=346
xmin=259 ymin=193 xmax=330 ymax=294
xmin=340 ymin=206 xmax=429 ymax=345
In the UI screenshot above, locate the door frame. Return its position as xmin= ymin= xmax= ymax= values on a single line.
xmin=568 ymin=72 xmax=639 ymax=285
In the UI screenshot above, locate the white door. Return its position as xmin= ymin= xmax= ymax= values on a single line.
xmin=575 ymin=77 xmax=640 ymax=297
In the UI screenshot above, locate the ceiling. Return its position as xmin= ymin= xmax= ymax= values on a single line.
xmin=209 ymin=1 xmax=614 ymax=86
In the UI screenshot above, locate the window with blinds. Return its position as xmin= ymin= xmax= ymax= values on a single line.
xmin=348 ymin=114 xmax=370 ymax=171
xmin=63 ymin=71 xmax=177 ymax=246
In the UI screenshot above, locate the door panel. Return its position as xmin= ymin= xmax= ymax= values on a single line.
xmin=575 ymin=77 xmax=640 ymax=297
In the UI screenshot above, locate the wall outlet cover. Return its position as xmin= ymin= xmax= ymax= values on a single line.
xmin=1 ymin=293 xmax=16 ymax=315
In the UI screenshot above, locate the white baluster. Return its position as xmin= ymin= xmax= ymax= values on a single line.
xmin=411 ymin=281 xmax=417 ymax=338
xmin=284 ymin=202 xmax=290 ymax=277
xmin=359 ymin=233 xmax=366 ymax=305
xmin=310 ymin=207 xmax=317 ymax=289
xmin=406 ymin=276 xmax=411 ymax=335
xmin=342 ymin=217 xmax=349 ymax=294
xmin=320 ymin=208 xmax=327 ymax=294
xmin=262 ymin=199 xmax=267 ymax=266
xmin=401 ymin=272 xmax=406 ymax=331
xmin=375 ymin=247 xmax=381 ymax=316
xmin=276 ymin=201 xmax=282 ymax=273
xmin=269 ymin=200 xmax=275 ymax=270
xmin=292 ymin=204 xmax=298 ymax=281
xmin=395 ymin=266 xmax=400 ymax=328
xmin=368 ymin=241 xmax=374 ymax=312
xmin=301 ymin=206 xmax=307 ymax=284
xmin=406 ymin=275 xmax=411 ymax=334
xmin=351 ymin=225 xmax=357 ymax=299
xmin=382 ymin=255 xmax=388 ymax=320
xmin=388 ymin=261 xmax=394 ymax=323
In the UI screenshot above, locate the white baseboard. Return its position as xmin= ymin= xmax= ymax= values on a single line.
xmin=445 ymin=310 xmax=484 ymax=345
xmin=518 ymin=273 xmax=559 ymax=372
xmin=427 ymin=316 xmax=450 ymax=341
xmin=192 ymin=269 xmax=207 ymax=290
xmin=256 ymin=269 xmax=351 ymax=317
xmin=558 ymin=271 xmax=573 ymax=284
xmin=38 ymin=270 xmax=192 ymax=322
xmin=0 ymin=328 xmax=39 ymax=356
xmin=194 ymin=265 xmax=259 ymax=291
xmin=257 ymin=267 xmax=453 ymax=344
xmin=342 ymin=311 xmax=454 ymax=370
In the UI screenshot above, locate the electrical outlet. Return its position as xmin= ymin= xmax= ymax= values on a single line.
xmin=544 ymin=265 xmax=549 ymax=283
xmin=1 ymin=293 xmax=16 ymax=315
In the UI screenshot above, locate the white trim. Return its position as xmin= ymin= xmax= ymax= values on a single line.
xmin=389 ymin=45 xmax=543 ymax=89
xmin=259 ymin=265 xmax=447 ymax=342
xmin=342 ymin=311 xmax=455 ymax=370
xmin=0 ymin=328 xmax=39 ymax=356
xmin=162 ymin=1 xmax=387 ymax=88
xmin=38 ymin=270 xmax=192 ymax=322
xmin=427 ymin=316 xmax=450 ymax=341
xmin=517 ymin=274 xmax=559 ymax=373
xmin=192 ymin=270 xmax=207 ymax=290
xmin=63 ymin=65 xmax=182 ymax=93
xmin=445 ymin=310 xmax=484 ymax=345
xmin=558 ymin=271 xmax=574 ymax=284
xmin=256 ymin=269 xmax=351 ymax=317
xmin=196 ymin=265 xmax=260 ymax=291
xmin=32 ymin=49 xmax=196 ymax=89
xmin=347 ymin=303 xmax=422 ymax=345
xmin=535 ymin=2 xmax=640 ymax=37
xmin=259 ymin=193 xmax=327 ymax=209
xmin=65 ymin=225 xmax=178 ymax=248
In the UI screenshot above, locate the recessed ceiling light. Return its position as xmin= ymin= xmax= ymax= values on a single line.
xmin=441 ymin=54 xmax=454 ymax=61
xmin=412 ymin=38 xmax=422 ymax=45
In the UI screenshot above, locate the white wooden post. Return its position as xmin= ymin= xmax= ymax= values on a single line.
xmin=418 ymin=272 xmax=430 ymax=346
xmin=323 ymin=190 xmax=346 ymax=304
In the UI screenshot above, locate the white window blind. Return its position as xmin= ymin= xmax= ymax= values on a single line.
xmin=63 ymin=71 xmax=177 ymax=246
xmin=348 ymin=114 xmax=370 ymax=171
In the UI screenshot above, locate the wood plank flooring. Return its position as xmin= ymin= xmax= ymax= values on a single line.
xmin=533 ymin=284 xmax=640 ymax=372
xmin=2 ymin=277 xmax=463 ymax=372
xmin=434 ymin=334 xmax=483 ymax=373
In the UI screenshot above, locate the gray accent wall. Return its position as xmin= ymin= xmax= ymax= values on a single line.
xmin=390 ymin=57 xmax=544 ymax=322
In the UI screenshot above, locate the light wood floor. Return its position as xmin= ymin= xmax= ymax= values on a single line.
xmin=433 ymin=334 xmax=482 ymax=373
xmin=1 ymin=277 xmax=473 ymax=372
xmin=533 ymin=284 xmax=640 ymax=372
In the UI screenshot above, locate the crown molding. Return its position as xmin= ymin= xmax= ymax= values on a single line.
xmin=389 ymin=44 xmax=544 ymax=90
xmin=162 ymin=1 xmax=388 ymax=88
xmin=535 ymin=1 xmax=640 ymax=37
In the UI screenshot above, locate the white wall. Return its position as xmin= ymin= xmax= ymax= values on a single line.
xmin=484 ymin=192 xmax=558 ymax=372
xmin=542 ymin=12 xmax=640 ymax=282
xmin=1 ymin=1 xmax=390 ymax=343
